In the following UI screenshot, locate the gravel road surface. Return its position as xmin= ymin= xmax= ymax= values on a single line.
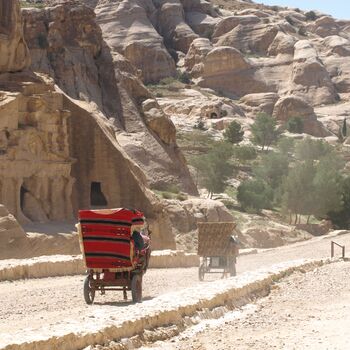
xmin=1 ymin=232 xmax=350 ymax=339
xmin=143 ymin=260 xmax=350 ymax=350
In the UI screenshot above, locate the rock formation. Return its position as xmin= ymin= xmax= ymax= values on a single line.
xmin=0 ymin=1 xmax=31 ymax=72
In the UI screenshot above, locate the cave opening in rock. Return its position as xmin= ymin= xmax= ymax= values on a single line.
xmin=210 ymin=112 xmax=218 ymax=119
xmin=20 ymin=185 xmax=28 ymax=211
xmin=90 ymin=182 xmax=108 ymax=207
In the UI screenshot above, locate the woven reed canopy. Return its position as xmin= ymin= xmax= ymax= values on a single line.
xmin=197 ymin=222 xmax=237 ymax=257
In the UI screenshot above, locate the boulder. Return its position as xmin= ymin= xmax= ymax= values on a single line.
xmin=202 ymin=46 xmax=250 ymax=77
xmin=184 ymin=37 xmax=212 ymax=77
xmin=240 ymin=92 xmax=279 ymax=115
xmin=323 ymin=35 xmax=350 ymax=56
xmin=197 ymin=46 xmax=269 ymax=97
xmin=268 ymin=31 xmax=296 ymax=56
xmin=273 ymin=95 xmax=331 ymax=137
xmin=185 ymin=11 xmax=219 ymax=38
xmin=212 ymin=15 xmax=261 ymax=39
xmin=314 ymin=16 xmax=340 ymax=38
xmin=157 ymin=0 xmax=198 ymax=53
xmin=214 ymin=22 xmax=279 ymax=55
xmin=0 ymin=0 xmax=31 ymax=72
xmin=142 ymin=99 xmax=176 ymax=145
xmin=0 ymin=205 xmax=26 ymax=241
xmin=290 ymin=40 xmax=337 ymax=105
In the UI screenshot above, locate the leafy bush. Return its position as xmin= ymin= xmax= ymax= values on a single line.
xmin=298 ymin=26 xmax=307 ymax=36
xmin=223 ymin=121 xmax=244 ymax=144
xmin=251 ymin=113 xmax=279 ymax=150
xmin=295 ymin=138 xmax=333 ymax=162
xmin=277 ymin=137 xmax=295 ymax=154
xmin=233 ymin=145 xmax=257 ymax=163
xmin=305 ymin=11 xmax=317 ymax=21
xmin=285 ymin=16 xmax=295 ymax=26
xmin=286 ymin=116 xmax=304 ymax=134
xmin=237 ymin=179 xmax=273 ymax=213
xmin=176 ymin=71 xmax=191 ymax=84
xmin=253 ymin=151 xmax=290 ymax=188
xmin=193 ymin=120 xmax=207 ymax=131
xmin=191 ymin=142 xmax=234 ymax=196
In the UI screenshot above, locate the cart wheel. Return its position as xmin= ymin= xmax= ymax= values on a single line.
xmin=84 ymin=275 xmax=95 ymax=305
xmin=131 ymin=273 xmax=142 ymax=303
xmin=198 ymin=263 xmax=205 ymax=281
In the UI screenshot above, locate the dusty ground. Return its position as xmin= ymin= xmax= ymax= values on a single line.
xmin=143 ymin=261 xmax=350 ymax=350
xmin=1 ymin=232 xmax=350 ymax=340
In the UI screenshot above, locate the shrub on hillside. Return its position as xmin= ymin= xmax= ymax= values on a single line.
xmin=237 ymin=179 xmax=273 ymax=213
xmin=286 ymin=116 xmax=304 ymax=134
xmin=223 ymin=121 xmax=244 ymax=144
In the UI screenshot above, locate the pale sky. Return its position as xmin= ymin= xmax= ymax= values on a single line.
xmin=261 ymin=0 xmax=350 ymax=20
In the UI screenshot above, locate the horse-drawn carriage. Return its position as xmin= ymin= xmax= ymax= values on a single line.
xmin=77 ymin=208 xmax=151 ymax=304
xmin=197 ymin=222 xmax=239 ymax=281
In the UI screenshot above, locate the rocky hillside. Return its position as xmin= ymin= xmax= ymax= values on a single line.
xmin=0 ymin=0 xmax=349 ymax=253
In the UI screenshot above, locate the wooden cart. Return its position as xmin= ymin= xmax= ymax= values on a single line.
xmin=197 ymin=222 xmax=239 ymax=281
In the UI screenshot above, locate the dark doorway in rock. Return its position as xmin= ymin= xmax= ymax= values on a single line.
xmin=20 ymin=185 xmax=28 ymax=211
xmin=90 ymin=182 xmax=108 ymax=207
xmin=210 ymin=112 xmax=218 ymax=119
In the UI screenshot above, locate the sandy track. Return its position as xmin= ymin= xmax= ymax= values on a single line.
xmin=1 ymin=232 xmax=350 ymax=338
xmin=144 ymin=261 xmax=350 ymax=350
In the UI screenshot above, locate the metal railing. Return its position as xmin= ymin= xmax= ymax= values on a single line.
xmin=331 ymin=241 xmax=345 ymax=259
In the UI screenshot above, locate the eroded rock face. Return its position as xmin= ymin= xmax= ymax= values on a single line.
xmin=240 ymin=92 xmax=279 ymax=115
xmin=157 ymin=0 xmax=198 ymax=53
xmin=290 ymin=40 xmax=337 ymax=105
xmin=0 ymin=1 xmax=30 ymax=72
xmin=0 ymin=73 xmax=74 ymax=223
xmin=273 ymin=96 xmax=331 ymax=137
xmin=23 ymin=4 xmax=122 ymax=123
xmin=215 ymin=22 xmax=279 ymax=55
xmin=197 ymin=46 xmax=269 ymax=97
xmin=23 ymin=2 xmax=197 ymax=195
xmin=142 ymin=99 xmax=176 ymax=145
xmin=95 ymin=0 xmax=176 ymax=84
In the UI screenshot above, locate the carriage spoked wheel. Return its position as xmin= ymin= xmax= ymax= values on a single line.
xmin=131 ymin=273 xmax=143 ymax=303
xmin=198 ymin=263 xmax=205 ymax=281
xmin=84 ymin=275 xmax=95 ymax=305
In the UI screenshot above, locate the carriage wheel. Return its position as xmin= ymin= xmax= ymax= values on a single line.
xmin=84 ymin=275 xmax=95 ymax=305
xmin=198 ymin=263 xmax=205 ymax=281
xmin=131 ymin=273 xmax=142 ymax=303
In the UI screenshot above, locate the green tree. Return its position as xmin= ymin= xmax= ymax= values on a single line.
xmin=237 ymin=179 xmax=273 ymax=213
xmin=191 ymin=142 xmax=234 ymax=197
xmin=277 ymin=137 xmax=295 ymax=155
xmin=232 ymin=145 xmax=257 ymax=164
xmin=312 ymin=154 xmax=344 ymax=218
xmin=295 ymin=138 xmax=333 ymax=162
xmin=328 ymin=177 xmax=350 ymax=229
xmin=251 ymin=113 xmax=279 ymax=150
xmin=253 ymin=151 xmax=289 ymax=188
xmin=305 ymin=10 xmax=317 ymax=21
xmin=342 ymin=118 xmax=347 ymax=138
xmin=223 ymin=121 xmax=244 ymax=144
xmin=281 ymin=161 xmax=316 ymax=223
xmin=286 ymin=116 xmax=304 ymax=134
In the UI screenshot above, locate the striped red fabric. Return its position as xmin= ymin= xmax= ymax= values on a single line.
xmin=78 ymin=208 xmax=144 ymax=269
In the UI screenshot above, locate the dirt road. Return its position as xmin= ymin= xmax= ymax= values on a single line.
xmin=1 ymin=232 xmax=350 ymax=339
xmin=143 ymin=260 xmax=350 ymax=350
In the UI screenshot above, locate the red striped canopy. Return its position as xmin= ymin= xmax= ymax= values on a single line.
xmin=78 ymin=208 xmax=144 ymax=269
